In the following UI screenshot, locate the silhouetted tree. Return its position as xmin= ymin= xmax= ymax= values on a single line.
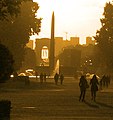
xmin=0 ymin=44 xmax=14 ymax=83
xmin=0 ymin=0 xmax=32 ymax=21
xmin=94 ymin=2 xmax=113 ymax=73
xmin=0 ymin=1 xmax=41 ymax=71
xmin=22 ymin=47 xmax=37 ymax=70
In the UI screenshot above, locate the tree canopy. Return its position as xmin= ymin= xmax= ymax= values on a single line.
xmin=94 ymin=1 xmax=113 ymax=73
xmin=0 ymin=1 xmax=41 ymax=71
xmin=0 ymin=44 xmax=14 ymax=82
xmin=0 ymin=0 xmax=32 ymax=21
xmin=22 ymin=47 xmax=37 ymax=70
xmin=0 ymin=0 xmax=35 ymax=82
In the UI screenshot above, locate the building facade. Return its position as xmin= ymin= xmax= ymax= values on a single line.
xmin=35 ymin=37 xmax=80 ymax=66
xmin=86 ymin=37 xmax=96 ymax=46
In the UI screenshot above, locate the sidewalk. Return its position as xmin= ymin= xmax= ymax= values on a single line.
xmin=0 ymin=77 xmax=113 ymax=120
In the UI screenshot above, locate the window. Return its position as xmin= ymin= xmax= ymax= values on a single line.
xmin=41 ymin=46 xmax=48 ymax=59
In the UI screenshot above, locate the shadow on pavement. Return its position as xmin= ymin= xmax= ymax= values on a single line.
xmin=95 ymin=101 xmax=113 ymax=108
xmin=84 ymin=101 xmax=113 ymax=109
xmin=84 ymin=101 xmax=99 ymax=108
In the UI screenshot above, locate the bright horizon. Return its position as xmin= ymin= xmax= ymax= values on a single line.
xmin=32 ymin=0 xmax=112 ymax=44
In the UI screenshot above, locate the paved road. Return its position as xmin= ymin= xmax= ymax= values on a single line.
xmin=0 ymin=77 xmax=113 ymax=120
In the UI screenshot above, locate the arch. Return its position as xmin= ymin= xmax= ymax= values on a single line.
xmin=35 ymin=38 xmax=50 ymax=66
xmin=41 ymin=46 xmax=49 ymax=59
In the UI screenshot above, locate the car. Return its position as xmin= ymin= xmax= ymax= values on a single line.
xmin=18 ymin=73 xmax=26 ymax=76
xmin=25 ymin=69 xmax=35 ymax=76
xmin=25 ymin=72 xmax=33 ymax=76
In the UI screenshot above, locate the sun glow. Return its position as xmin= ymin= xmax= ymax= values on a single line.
xmin=33 ymin=0 xmax=112 ymax=44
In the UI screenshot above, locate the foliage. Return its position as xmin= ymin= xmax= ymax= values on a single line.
xmin=0 ymin=1 xmax=41 ymax=70
xmin=22 ymin=47 xmax=37 ymax=70
xmin=94 ymin=2 xmax=113 ymax=73
xmin=0 ymin=44 xmax=14 ymax=82
xmin=0 ymin=0 xmax=32 ymax=21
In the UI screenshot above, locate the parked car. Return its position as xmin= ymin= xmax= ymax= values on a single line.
xmin=18 ymin=73 xmax=26 ymax=76
xmin=18 ymin=72 xmax=33 ymax=76
xmin=25 ymin=69 xmax=35 ymax=76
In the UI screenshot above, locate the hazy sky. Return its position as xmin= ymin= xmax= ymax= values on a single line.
xmin=32 ymin=0 xmax=112 ymax=44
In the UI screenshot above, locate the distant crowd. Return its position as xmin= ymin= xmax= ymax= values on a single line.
xmin=37 ymin=72 xmax=64 ymax=85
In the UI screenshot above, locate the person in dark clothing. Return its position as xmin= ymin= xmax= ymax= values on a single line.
xmin=90 ymin=74 xmax=99 ymax=102
xmin=35 ymin=71 xmax=38 ymax=81
xmin=54 ymin=73 xmax=59 ymax=85
xmin=43 ymin=73 xmax=46 ymax=82
xmin=99 ymin=75 xmax=105 ymax=90
xmin=79 ymin=75 xmax=88 ymax=102
xmin=99 ymin=78 xmax=103 ymax=90
xmin=40 ymin=73 xmax=43 ymax=83
xmin=102 ymin=75 xmax=106 ymax=87
xmin=107 ymin=75 xmax=111 ymax=85
xmin=59 ymin=73 xmax=64 ymax=85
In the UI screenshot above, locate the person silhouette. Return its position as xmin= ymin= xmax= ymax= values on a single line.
xmin=79 ymin=75 xmax=88 ymax=102
xmin=90 ymin=74 xmax=99 ymax=102
xmin=40 ymin=73 xmax=43 ymax=83
xmin=59 ymin=73 xmax=64 ymax=85
xmin=43 ymin=73 xmax=46 ymax=82
xmin=54 ymin=73 xmax=59 ymax=85
xmin=35 ymin=71 xmax=38 ymax=81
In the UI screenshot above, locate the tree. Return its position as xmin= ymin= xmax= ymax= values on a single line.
xmin=0 ymin=0 xmax=33 ymax=83
xmin=94 ymin=2 xmax=113 ymax=73
xmin=22 ymin=47 xmax=37 ymax=70
xmin=0 ymin=1 xmax=41 ymax=71
xmin=0 ymin=44 xmax=14 ymax=83
xmin=0 ymin=0 xmax=32 ymax=21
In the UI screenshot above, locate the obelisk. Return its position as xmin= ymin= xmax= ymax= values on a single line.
xmin=49 ymin=11 xmax=55 ymax=73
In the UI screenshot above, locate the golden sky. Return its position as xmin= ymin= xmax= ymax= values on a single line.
xmin=32 ymin=0 xmax=112 ymax=44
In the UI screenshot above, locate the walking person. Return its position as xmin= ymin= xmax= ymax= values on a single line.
xmin=35 ymin=71 xmax=38 ymax=81
xmin=54 ymin=73 xmax=59 ymax=85
xmin=99 ymin=78 xmax=103 ymax=90
xmin=90 ymin=74 xmax=99 ymax=102
xmin=79 ymin=75 xmax=88 ymax=102
xmin=40 ymin=72 xmax=43 ymax=84
xmin=99 ymin=75 xmax=105 ymax=90
xmin=43 ymin=73 xmax=46 ymax=83
xmin=59 ymin=73 xmax=64 ymax=85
